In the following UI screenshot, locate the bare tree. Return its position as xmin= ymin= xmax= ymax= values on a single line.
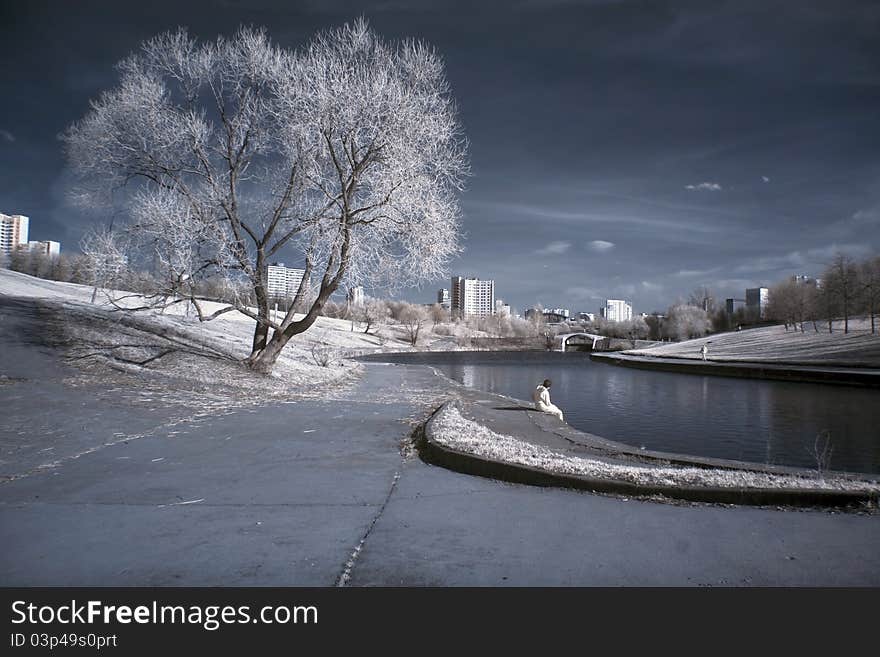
xmin=429 ymin=303 xmax=449 ymax=329
xmin=64 ymin=20 xmax=467 ymax=373
xmin=822 ymin=253 xmax=859 ymax=334
xmin=79 ymin=227 xmax=130 ymax=304
xmin=399 ymin=304 xmax=428 ymax=346
xmin=358 ymin=298 xmax=390 ymax=334
xmin=688 ymin=286 xmax=717 ymax=314
xmin=663 ymin=304 xmax=710 ymax=341
xmin=860 ymin=256 xmax=880 ymax=334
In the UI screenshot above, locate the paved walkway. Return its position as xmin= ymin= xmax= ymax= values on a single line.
xmin=2 ymin=297 xmax=879 ymax=585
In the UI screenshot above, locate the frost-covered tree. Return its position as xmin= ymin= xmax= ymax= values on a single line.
xmin=64 ymin=20 xmax=467 ymax=373
xmin=398 ymin=303 xmax=428 ymax=346
xmin=79 ymin=227 xmax=130 ymax=304
xmin=663 ymin=303 xmax=710 ymax=341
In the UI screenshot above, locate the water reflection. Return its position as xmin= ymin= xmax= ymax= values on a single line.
xmin=373 ymin=352 xmax=880 ymax=474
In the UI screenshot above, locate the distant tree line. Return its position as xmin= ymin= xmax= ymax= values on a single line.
xmin=765 ymin=253 xmax=880 ymax=334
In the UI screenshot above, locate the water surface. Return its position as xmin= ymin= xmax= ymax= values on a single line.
xmin=364 ymin=351 xmax=880 ymax=474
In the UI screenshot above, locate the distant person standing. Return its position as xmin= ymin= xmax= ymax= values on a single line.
xmin=700 ymin=344 xmax=709 ymax=361
xmin=533 ymin=379 xmax=564 ymax=421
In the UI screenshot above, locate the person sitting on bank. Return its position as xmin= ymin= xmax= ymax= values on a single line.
xmin=533 ymin=379 xmax=564 ymax=421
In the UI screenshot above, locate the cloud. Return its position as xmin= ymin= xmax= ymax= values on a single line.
xmin=685 ymin=182 xmax=723 ymax=191
xmin=466 ymin=200 xmax=724 ymax=234
xmin=675 ymin=267 xmax=721 ymax=277
xmin=562 ymin=286 xmax=601 ymax=305
xmin=851 ymin=208 xmax=880 ymax=225
xmin=733 ymin=243 xmax=873 ymax=275
xmin=536 ymin=240 xmax=571 ymax=255
xmin=588 ymin=240 xmax=615 ymax=252
xmin=761 ymin=176 xmax=770 ymax=183
xmin=641 ymin=281 xmax=663 ymax=292
xmin=0 ymin=129 xmax=14 ymax=143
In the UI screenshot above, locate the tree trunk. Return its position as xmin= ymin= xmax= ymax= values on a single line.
xmin=250 ymin=251 xmax=271 ymax=356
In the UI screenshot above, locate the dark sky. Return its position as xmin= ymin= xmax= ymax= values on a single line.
xmin=2 ymin=0 xmax=879 ymax=314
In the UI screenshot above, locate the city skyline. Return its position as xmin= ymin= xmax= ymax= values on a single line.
xmin=2 ymin=1 xmax=879 ymax=313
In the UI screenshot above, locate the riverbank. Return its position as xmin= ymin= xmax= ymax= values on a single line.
xmin=627 ymin=322 xmax=880 ymax=367
xmin=591 ymin=351 xmax=880 ymax=387
xmin=419 ymin=384 xmax=880 ymax=508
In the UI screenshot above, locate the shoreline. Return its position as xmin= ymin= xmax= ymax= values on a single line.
xmin=591 ymin=351 xmax=880 ymax=387
xmin=356 ymin=357 xmax=880 ymax=507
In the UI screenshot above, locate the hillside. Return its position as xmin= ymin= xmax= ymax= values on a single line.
xmin=628 ymin=320 xmax=880 ymax=367
xmin=0 ymin=269 xmax=463 ymax=400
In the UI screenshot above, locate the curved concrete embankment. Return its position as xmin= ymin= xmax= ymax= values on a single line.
xmin=418 ymin=396 xmax=880 ymax=508
xmin=590 ymin=352 xmax=880 ymax=387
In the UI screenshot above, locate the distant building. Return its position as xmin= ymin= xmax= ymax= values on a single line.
xmin=600 ymin=299 xmax=632 ymax=322
xmin=495 ymin=299 xmax=511 ymax=317
xmin=0 ymin=213 xmax=29 ymax=256
xmin=437 ymin=288 xmax=451 ymax=310
xmin=27 ymin=240 xmax=61 ymax=257
xmin=577 ymin=312 xmax=595 ymax=322
xmin=725 ymin=298 xmax=746 ymax=315
xmin=266 ymin=263 xmax=308 ymax=298
xmin=547 ymin=307 xmax=569 ymax=319
xmin=347 ymin=285 xmax=364 ymax=308
xmin=792 ymin=274 xmax=820 ymax=288
xmin=525 ymin=307 xmax=567 ymax=323
xmin=745 ymin=287 xmax=769 ymax=319
xmin=451 ymin=276 xmax=495 ymax=317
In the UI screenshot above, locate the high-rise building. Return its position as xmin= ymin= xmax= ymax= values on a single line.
xmin=451 ymin=276 xmax=495 ymax=317
xmin=266 ymin=262 xmax=308 ymax=298
xmin=437 ymin=288 xmax=450 ymax=308
xmin=28 ymin=240 xmax=61 ymax=257
xmin=725 ymin=298 xmax=746 ymax=315
xmin=600 ymin=299 xmax=632 ymax=322
xmin=347 ymin=285 xmax=364 ymax=308
xmin=745 ymin=287 xmax=769 ymax=319
xmin=0 ymin=213 xmax=29 ymax=256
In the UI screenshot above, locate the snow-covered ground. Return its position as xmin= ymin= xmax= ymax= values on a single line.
xmin=431 ymin=405 xmax=880 ymax=492
xmin=0 ymin=269 xmax=463 ymax=402
xmin=627 ymin=321 xmax=880 ymax=367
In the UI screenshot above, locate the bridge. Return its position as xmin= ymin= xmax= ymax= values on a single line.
xmin=554 ymin=332 xmax=607 ymax=352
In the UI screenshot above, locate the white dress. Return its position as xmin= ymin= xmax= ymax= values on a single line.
xmin=533 ymin=385 xmax=564 ymax=421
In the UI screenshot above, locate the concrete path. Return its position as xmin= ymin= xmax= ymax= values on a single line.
xmin=2 ymin=297 xmax=879 ymax=586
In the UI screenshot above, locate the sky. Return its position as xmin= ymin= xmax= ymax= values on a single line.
xmin=2 ymin=0 xmax=879 ymax=314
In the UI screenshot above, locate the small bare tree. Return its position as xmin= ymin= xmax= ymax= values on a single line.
xmin=399 ymin=304 xmax=428 ymax=346
xmin=808 ymin=430 xmax=834 ymax=479
xmin=358 ymin=298 xmax=389 ymax=334
xmin=79 ymin=227 xmax=130 ymax=304
xmin=822 ymin=253 xmax=859 ymax=334
xmin=860 ymin=256 xmax=880 ymax=334
xmin=64 ymin=20 xmax=468 ymax=374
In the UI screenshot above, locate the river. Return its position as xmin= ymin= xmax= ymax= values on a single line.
xmin=362 ymin=351 xmax=880 ymax=474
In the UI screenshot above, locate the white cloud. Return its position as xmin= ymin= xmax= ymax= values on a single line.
xmin=761 ymin=176 xmax=770 ymax=183
xmin=588 ymin=240 xmax=615 ymax=252
xmin=641 ymin=281 xmax=663 ymax=292
xmin=536 ymin=240 xmax=571 ymax=255
xmin=563 ymin=286 xmax=601 ymax=304
xmin=851 ymin=208 xmax=880 ymax=225
xmin=733 ymin=244 xmax=873 ymax=275
xmin=685 ymin=182 xmax=723 ymax=191
xmin=0 ymin=129 xmax=14 ymax=143
xmin=674 ymin=267 xmax=720 ymax=277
